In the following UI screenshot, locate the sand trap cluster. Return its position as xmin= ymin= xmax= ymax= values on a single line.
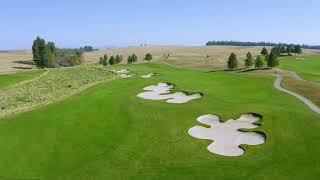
xmin=141 ymin=73 xmax=156 ymax=78
xmin=120 ymin=74 xmax=136 ymax=78
xmin=110 ymin=69 xmax=129 ymax=74
xmin=137 ymin=83 xmax=202 ymax=104
xmin=296 ymin=57 xmax=305 ymax=60
xmin=110 ymin=69 xmax=136 ymax=78
xmin=188 ymin=113 xmax=266 ymax=157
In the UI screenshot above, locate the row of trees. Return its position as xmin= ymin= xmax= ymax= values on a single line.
xmin=32 ymin=37 xmax=83 ymax=68
xmin=99 ymin=53 xmax=153 ymax=65
xmin=261 ymin=45 xmax=302 ymax=56
xmin=99 ymin=54 xmax=124 ymax=66
xmin=227 ymin=46 xmax=281 ymax=70
xmin=206 ymin=40 xmax=319 ymax=50
xmin=80 ymin=46 xmax=96 ymax=52
xmin=32 ymin=37 xmax=56 ymax=67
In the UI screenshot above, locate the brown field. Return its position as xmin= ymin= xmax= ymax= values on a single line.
xmin=281 ymin=76 xmax=320 ymax=107
xmin=0 ymin=50 xmax=35 ymax=74
xmin=1 ymin=45 xmax=320 ymax=74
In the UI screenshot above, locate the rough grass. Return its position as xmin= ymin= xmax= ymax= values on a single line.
xmin=281 ymin=76 xmax=320 ymax=107
xmin=279 ymin=56 xmax=320 ymax=83
xmin=0 ymin=65 xmax=115 ymax=118
xmin=0 ymin=63 xmax=319 ymax=179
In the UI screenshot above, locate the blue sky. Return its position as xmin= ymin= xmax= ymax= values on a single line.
xmin=0 ymin=0 xmax=319 ymax=50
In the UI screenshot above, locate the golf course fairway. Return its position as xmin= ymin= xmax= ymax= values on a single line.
xmin=0 ymin=64 xmax=319 ymax=180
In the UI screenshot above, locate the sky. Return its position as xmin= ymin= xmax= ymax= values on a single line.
xmin=0 ymin=0 xmax=319 ymax=50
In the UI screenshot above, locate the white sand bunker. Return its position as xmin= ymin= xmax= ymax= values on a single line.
xmin=110 ymin=69 xmax=129 ymax=74
xmin=188 ymin=113 xmax=266 ymax=157
xmin=137 ymin=83 xmax=202 ymax=104
xmin=141 ymin=73 xmax=156 ymax=78
xmin=120 ymin=74 xmax=136 ymax=78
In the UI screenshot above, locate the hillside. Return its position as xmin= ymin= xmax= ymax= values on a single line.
xmin=1 ymin=45 xmax=320 ymax=74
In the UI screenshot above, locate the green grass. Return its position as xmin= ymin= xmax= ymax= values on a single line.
xmin=0 ymin=70 xmax=43 ymax=88
xmin=0 ymin=63 xmax=320 ymax=179
xmin=279 ymin=56 xmax=320 ymax=83
xmin=0 ymin=65 xmax=115 ymax=118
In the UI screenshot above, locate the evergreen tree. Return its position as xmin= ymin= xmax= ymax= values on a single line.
xmin=271 ymin=46 xmax=281 ymax=56
xmin=255 ymin=56 xmax=264 ymax=69
xmin=244 ymin=52 xmax=253 ymax=67
xmin=45 ymin=45 xmax=54 ymax=67
xmin=287 ymin=44 xmax=295 ymax=54
xmin=280 ymin=46 xmax=287 ymax=54
xmin=32 ymin=37 xmax=41 ymax=66
xmin=294 ymin=45 xmax=302 ymax=55
xmin=127 ymin=55 xmax=132 ymax=64
xmin=144 ymin=53 xmax=153 ymax=62
xmin=131 ymin=54 xmax=138 ymax=63
xmin=267 ymin=52 xmax=279 ymax=68
xmin=109 ymin=56 xmax=116 ymax=65
xmin=227 ymin=53 xmax=238 ymax=70
xmin=261 ymin=47 xmax=269 ymax=56
xmin=103 ymin=54 xmax=108 ymax=66
xmin=116 ymin=55 xmax=122 ymax=64
xmin=47 ymin=42 xmax=56 ymax=54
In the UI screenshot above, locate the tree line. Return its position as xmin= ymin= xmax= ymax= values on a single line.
xmin=227 ymin=45 xmax=302 ymax=71
xmin=99 ymin=53 xmax=152 ymax=66
xmin=80 ymin=46 xmax=97 ymax=52
xmin=206 ymin=40 xmax=320 ymax=50
xmin=32 ymin=36 xmax=84 ymax=68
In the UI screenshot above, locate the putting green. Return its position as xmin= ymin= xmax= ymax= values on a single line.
xmin=279 ymin=56 xmax=320 ymax=83
xmin=0 ymin=64 xmax=319 ymax=179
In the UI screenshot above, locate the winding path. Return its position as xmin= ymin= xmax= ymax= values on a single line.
xmin=274 ymin=73 xmax=320 ymax=114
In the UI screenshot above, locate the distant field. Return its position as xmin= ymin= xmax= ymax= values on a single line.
xmin=2 ymin=46 xmax=320 ymax=74
xmin=84 ymin=45 xmax=320 ymax=70
xmin=0 ymin=50 xmax=35 ymax=74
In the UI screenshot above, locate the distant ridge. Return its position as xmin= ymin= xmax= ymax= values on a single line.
xmin=206 ymin=40 xmax=320 ymax=50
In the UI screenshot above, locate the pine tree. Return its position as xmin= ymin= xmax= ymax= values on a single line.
xmin=294 ymin=45 xmax=302 ymax=55
xmin=287 ymin=44 xmax=295 ymax=54
xmin=131 ymin=54 xmax=138 ymax=63
xmin=227 ymin=53 xmax=238 ymax=70
xmin=109 ymin=56 xmax=116 ymax=65
xmin=116 ymin=55 xmax=121 ymax=64
xmin=38 ymin=38 xmax=47 ymax=67
xmin=244 ymin=52 xmax=253 ymax=67
xmin=32 ymin=37 xmax=41 ymax=66
xmin=267 ymin=52 xmax=279 ymax=68
xmin=261 ymin=47 xmax=269 ymax=56
xmin=127 ymin=55 xmax=132 ymax=64
xmin=145 ymin=53 xmax=153 ymax=62
xmin=103 ymin=54 xmax=108 ymax=66
xmin=255 ymin=55 xmax=264 ymax=69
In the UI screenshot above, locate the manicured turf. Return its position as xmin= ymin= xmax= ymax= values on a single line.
xmin=0 ymin=64 xmax=319 ymax=179
xmin=279 ymin=56 xmax=320 ymax=83
xmin=0 ymin=70 xmax=43 ymax=88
